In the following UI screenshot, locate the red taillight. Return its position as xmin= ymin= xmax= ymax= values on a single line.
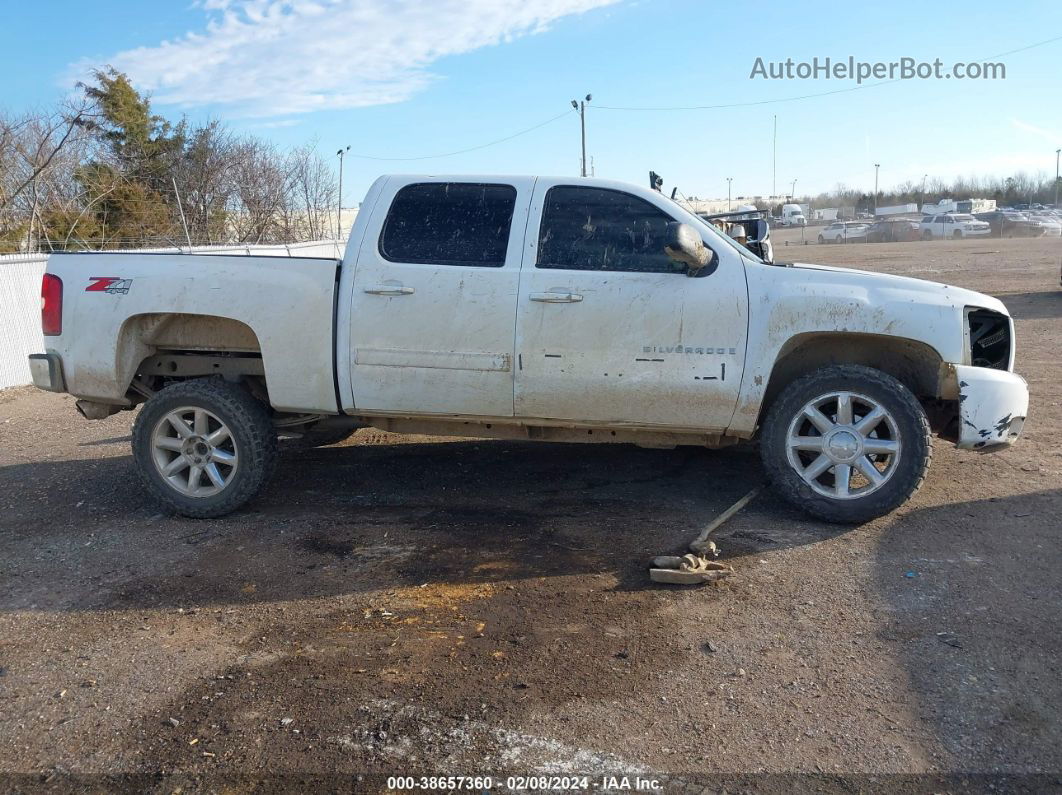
xmin=42 ymin=274 xmax=63 ymax=336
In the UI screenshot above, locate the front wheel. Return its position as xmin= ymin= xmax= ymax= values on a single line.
xmin=817 ymin=234 xmax=825 ymax=244
xmin=759 ymin=365 xmax=932 ymax=523
xmin=132 ymin=378 xmax=278 ymax=518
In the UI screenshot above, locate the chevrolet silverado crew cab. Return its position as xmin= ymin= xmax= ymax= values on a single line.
xmin=29 ymin=175 xmax=1029 ymax=523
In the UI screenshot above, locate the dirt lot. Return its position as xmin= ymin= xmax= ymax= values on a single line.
xmin=1 ymin=234 xmax=1060 ymax=792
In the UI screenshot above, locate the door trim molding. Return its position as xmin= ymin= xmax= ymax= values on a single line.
xmin=353 ymin=347 xmax=512 ymax=372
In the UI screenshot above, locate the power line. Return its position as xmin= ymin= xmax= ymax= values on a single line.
xmin=345 ymin=109 xmax=575 ymax=161
xmin=593 ymin=33 xmax=1062 ymax=112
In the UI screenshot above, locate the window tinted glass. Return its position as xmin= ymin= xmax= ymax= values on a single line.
xmin=380 ymin=182 xmax=517 ymax=267
xmin=537 ymin=186 xmax=679 ymax=273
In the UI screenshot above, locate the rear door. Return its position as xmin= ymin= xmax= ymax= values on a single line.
xmin=514 ymin=182 xmax=749 ymax=430
xmin=347 ymin=177 xmax=533 ymax=417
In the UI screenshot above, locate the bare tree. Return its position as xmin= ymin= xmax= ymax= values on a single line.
xmin=286 ymin=143 xmax=338 ymax=242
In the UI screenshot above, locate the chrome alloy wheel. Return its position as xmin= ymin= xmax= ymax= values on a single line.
xmin=151 ymin=407 xmax=239 ymax=497
xmin=785 ymin=391 xmax=901 ymax=500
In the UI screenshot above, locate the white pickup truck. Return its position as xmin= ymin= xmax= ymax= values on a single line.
xmin=29 ymin=175 xmax=1028 ymax=523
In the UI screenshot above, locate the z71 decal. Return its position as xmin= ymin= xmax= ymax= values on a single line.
xmin=86 ymin=277 xmax=132 ymax=295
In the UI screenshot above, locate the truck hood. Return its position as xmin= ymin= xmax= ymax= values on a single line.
xmin=786 ymin=261 xmax=1010 ymax=316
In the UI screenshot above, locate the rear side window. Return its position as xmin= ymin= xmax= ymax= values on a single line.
xmin=380 ymin=182 xmax=517 ymax=267
xmin=537 ymin=186 xmax=679 ymax=273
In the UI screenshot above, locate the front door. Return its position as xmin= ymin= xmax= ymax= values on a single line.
xmin=348 ymin=178 xmax=532 ymax=417
xmin=514 ymin=182 xmax=749 ymax=430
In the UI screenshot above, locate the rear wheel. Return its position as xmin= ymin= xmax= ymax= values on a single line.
xmin=817 ymin=234 xmax=825 ymax=244
xmin=922 ymin=229 xmax=933 ymax=241
xmin=760 ymin=365 xmax=932 ymax=523
xmin=953 ymin=229 xmax=963 ymax=239
xmin=132 ymin=378 xmax=277 ymax=518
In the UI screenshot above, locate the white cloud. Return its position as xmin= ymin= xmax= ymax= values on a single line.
xmin=254 ymin=118 xmax=302 ymax=128
xmin=73 ymin=0 xmax=618 ymax=117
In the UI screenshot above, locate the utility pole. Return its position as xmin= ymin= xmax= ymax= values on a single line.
xmin=772 ymin=115 xmax=777 ymax=199
xmin=791 ymin=179 xmax=797 ymax=199
xmin=571 ymin=94 xmax=591 ymax=177
xmin=873 ymin=163 xmax=880 ymax=216
xmin=1055 ymin=148 xmax=1060 ymax=208
xmin=921 ymin=173 xmax=928 ymax=211
xmin=726 ymin=177 xmax=732 ymax=211
xmin=336 ymin=145 xmax=350 ymax=240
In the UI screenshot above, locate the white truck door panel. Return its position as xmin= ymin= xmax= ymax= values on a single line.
xmin=515 ymin=182 xmax=749 ymax=430
xmin=348 ymin=177 xmax=533 ymax=417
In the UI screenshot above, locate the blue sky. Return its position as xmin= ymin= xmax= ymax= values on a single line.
xmin=3 ymin=0 xmax=1061 ymax=205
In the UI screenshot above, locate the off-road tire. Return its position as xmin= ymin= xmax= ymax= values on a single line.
xmin=760 ymin=364 xmax=932 ymax=523
xmin=132 ymin=378 xmax=278 ymax=518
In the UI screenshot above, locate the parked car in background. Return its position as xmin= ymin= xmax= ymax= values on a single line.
xmin=818 ymin=221 xmax=869 ymax=243
xmin=1027 ymin=213 xmax=1062 ymax=236
xmin=866 ymin=218 xmax=921 ymax=243
xmin=920 ymin=213 xmax=991 ymax=240
xmin=974 ymin=211 xmax=1046 ymax=238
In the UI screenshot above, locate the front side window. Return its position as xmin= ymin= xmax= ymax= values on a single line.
xmin=537 ymin=186 xmax=680 ymax=273
xmin=380 ymin=182 xmax=517 ymax=267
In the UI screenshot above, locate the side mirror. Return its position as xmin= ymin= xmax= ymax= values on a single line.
xmin=747 ymin=219 xmax=769 ymax=243
xmin=745 ymin=218 xmax=774 ymax=263
xmin=664 ymin=222 xmax=712 ymax=274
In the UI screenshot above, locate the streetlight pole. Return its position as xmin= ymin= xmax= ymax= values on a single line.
xmin=791 ymin=179 xmax=797 ymax=199
xmin=726 ymin=177 xmax=732 ymax=211
xmin=1055 ymin=148 xmax=1060 ymax=208
xmin=336 ymin=145 xmax=350 ymax=240
xmin=873 ymin=163 xmax=880 ymax=216
xmin=571 ymin=94 xmax=591 ymax=177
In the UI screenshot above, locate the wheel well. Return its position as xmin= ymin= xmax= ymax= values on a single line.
xmin=758 ymin=333 xmax=945 ymax=427
xmin=117 ymin=313 xmax=266 ymax=402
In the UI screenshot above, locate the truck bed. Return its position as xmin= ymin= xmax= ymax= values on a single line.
xmin=42 ymin=252 xmax=341 ymax=413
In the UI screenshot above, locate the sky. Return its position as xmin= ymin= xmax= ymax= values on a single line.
xmin=3 ymin=0 xmax=1062 ymax=206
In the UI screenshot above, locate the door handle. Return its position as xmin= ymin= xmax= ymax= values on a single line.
xmin=364 ymin=284 xmax=415 ymax=296
xmin=529 ymin=291 xmax=583 ymax=303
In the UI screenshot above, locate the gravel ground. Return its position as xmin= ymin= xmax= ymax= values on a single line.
xmin=1 ymin=234 xmax=1060 ymax=792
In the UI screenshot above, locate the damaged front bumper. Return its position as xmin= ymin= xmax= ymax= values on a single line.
xmin=954 ymin=364 xmax=1028 ymax=451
